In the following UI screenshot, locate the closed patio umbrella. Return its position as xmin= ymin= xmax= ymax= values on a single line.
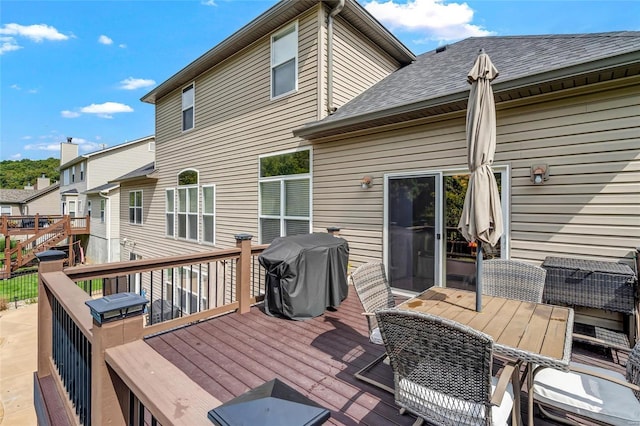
xmin=458 ymin=49 xmax=503 ymax=312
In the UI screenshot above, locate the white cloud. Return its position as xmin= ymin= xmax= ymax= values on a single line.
xmin=27 ymin=89 xmax=38 ymax=94
xmin=119 ymin=77 xmax=156 ymax=90
xmin=61 ymin=110 xmax=81 ymax=118
xmin=10 ymin=84 xmax=20 ymax=90
xmin=10 ymin=153 xmax=22 ymax=159
xmin=0 ymin=36 xmax=21 ymax=54
xmin=24 ymin=142 xmax=62 ymax=152
xmin=24 ymin=136 xmax=102 ymax=153
xmin=79 ymin=102 xmax=133 ymax=119
xmin=0 ymin=23 xmax=69 ymax=42
xmin=364 ymin=0 xmax=493 ymax=41
xmin=202 ymin=0 xmax=217 ymax=6
xmin=118 ymin=43 xmax=127 ymax=49
xmin=98 ymin=35 xmax=113 ymax=45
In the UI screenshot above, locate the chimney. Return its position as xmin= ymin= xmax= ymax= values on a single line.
xmin=60 ymin=137 xmax=79 ymax=165
xmin=36 ymin=175 xmax=50 ymax=190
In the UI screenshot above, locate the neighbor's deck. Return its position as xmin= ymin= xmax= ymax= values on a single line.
xmin=146 ymin=290 xmax=628 ymax=425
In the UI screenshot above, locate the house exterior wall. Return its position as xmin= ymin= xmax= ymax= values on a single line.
xmin=118 ymin=179 xmax=159 ymax=261
xmin=123 ymin=4 xmax=404 ymax=260
xmin=311 ymin=78 xmax=640 ymax=270
xmin=85 ymin=191 xmax=121 ymax=264
xmin=24 ymin=189 xmax=60 ymax=216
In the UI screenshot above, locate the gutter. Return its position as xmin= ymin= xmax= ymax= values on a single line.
xmin=326 ymin=0 xmax=345 ymax=114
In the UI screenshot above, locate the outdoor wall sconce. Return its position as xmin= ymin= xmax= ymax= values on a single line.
xmin=360 ymin=176 xmax=373 ymax=189
xmin=85 ymin=292 xmax=148 ymax=325
xmin=531 ymin=164 xmax=549 ymax=185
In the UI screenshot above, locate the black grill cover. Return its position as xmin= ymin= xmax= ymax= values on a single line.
xmin=259 ymin=233 xmax=349 ymax=320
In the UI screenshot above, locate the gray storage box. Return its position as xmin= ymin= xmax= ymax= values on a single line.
xmin=542 ymin=256 xmax=637 ymax=314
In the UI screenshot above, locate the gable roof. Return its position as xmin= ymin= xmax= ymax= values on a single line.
xmin=60 ymin=135 xmax=155 ymax=168
xmin=141 ymin=0 xmax=415 ymax=104
xmin=110 ymin=162 xmax=157 ymax=184
xmin=295 ymin=31 xmax=640 ymax=139
xmin=85 ymin=183 xmax=119 ymax=195
xmin=0 ymin=183 xmax=60 ymax=204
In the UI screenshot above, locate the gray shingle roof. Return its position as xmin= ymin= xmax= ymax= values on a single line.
xmin=111 ymin=162 xmax=156 ymax=183
xmin=296 ymin=31 xmax=640 ymax=137
xmin=0 ymin=183 xmax=60 ymax=203
xmin=85 ymin=183 xmax=119 ymax=194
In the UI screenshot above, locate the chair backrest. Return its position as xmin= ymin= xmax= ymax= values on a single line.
xmin=351 ymin=262 xmax=395 ymax=333
xmin=627 ymin=343 xmax=640 ymax=401
xmin=482 ymin=259 xmax=546 ymax=303
xmin=376 ymin=309 xmax=495 ymax=425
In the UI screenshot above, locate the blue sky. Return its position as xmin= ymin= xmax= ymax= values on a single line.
xmin=1 ymin=0 xmax=638 ymax=162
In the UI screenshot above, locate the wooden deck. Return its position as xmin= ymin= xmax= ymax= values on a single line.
xmin=146 ymin=290 xmax=628 ymax=425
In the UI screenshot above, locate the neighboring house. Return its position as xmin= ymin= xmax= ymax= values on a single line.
xmin=116 ymin=0 xmax=414 ymax=262
xmin=0 ymin=176 xmax=60 ymax=216
xmin=117 ymin=0 xmax=639 ymax=295
xmin=59 ymin=135 xmax=155 ymax=263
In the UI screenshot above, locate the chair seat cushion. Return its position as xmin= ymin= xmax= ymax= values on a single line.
xmin=370 ymin=327 xmax=384 ymax=345
xmin=398 ymin=375 xmax=513 ymax=426
xmin=533 ymin=362 xmax=640 ymax=426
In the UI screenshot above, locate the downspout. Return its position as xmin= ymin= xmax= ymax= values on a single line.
xmin=326 ymin=0 xmax=345 ymax=115
xmin=99 ymin=191 xmax=110 ymax=262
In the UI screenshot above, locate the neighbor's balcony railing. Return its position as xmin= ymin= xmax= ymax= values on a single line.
xmin=0 ymin=214 xmax=90 ymax=236
xmin=34 ymin=233 xmax=268 ymax=425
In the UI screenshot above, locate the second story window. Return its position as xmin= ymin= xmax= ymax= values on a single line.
xmin=129 ymin=190 xmax=143 ymax=224
xmin=166 ymin=189 xmax=175 ymax=237
xmin=100 ymin=199 xmax=105 ymax=223
xmin=182 ymin=84 xmax=194 ymax=131
xmin=71 ymin=165 xmax=76 ymax=183
xmin=271 ymin=23 xmax=297 ymax=98
xmin=80 ymin=162 xmax=85 ymax=181
xmin=63 ymin=169 xmax=70 ymax=186
xmin=177 ymin=170 xmax=198 ymax=241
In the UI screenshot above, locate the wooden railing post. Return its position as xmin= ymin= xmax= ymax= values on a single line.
xmin=36 ymin=251 xmax=66 ymax=378
xmin=91 ymin=303 xmax=146 ymax=425
xmin=35 ymin=213 xmax=40 ymax=233
xmin=235 ymin=234 xmax=253 ymax=314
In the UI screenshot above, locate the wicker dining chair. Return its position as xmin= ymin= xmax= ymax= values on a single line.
xmin=376 ymin=309 xmax=518 ymax=425
xmin=482 ymin=259 xmax=546 ymax=303
xmin=351 ymin=262 xmax=396 ymax=393
xmin=532 ymin=342 xmax=640 ymax=425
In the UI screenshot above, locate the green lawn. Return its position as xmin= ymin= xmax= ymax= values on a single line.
xmin=1 ymin=271 xmax=104 ymax=302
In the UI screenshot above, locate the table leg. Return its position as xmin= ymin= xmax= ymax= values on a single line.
xmin=511 ymin=363 xmax=522 ymax=426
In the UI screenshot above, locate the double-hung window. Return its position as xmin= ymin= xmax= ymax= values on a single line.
xmin=166 ymin=189 xmax=175 ymax=237
xmin=71 ymin=166 xmax=76 ymax=183
xmin=63 ymin=169 xmax=70 ymax=186
xmin=80 ymin=162 xmax=85 ymax=181
xmin=202 ymin=185 xmax=215 ymax=244
xmin=271 ymin=23 xmax=297 ymax=98
xmin=182 ymin=84 xmax=194 ymax=131
xmin=177 ymin=170 xmax=198 ymax=241
xmin=259 ymin=149 xmax=311 ymax=244
xmin=100 ymin=199 xmax=105 ymax=223
xmin=129 ymin=191 xmax=143 ymax=224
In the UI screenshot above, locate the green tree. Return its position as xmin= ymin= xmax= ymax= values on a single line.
xmin=0 ymin=158 xmax=60 ymax=189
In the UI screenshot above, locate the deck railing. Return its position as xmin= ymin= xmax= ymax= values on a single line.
xmin=35 ymin=234 xmax=268 ymax=425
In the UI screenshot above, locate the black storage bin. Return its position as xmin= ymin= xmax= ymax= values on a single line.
xmin=258 ymin=233 xmax=349 ymax=320
xmin=542 ymin=256 xmax=637 ymax=314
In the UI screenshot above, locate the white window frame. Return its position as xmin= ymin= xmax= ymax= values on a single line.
xmin=68 ymin=200 xmax=76 ymax=218
xmin=202 ymin=184 xmax=216 ymax=245
xmin=270 ymin=22 xmax=298 ymax=99
xmin=176 ymin=169 xmax=199 ymax=242
xmin=258 ymin=148 xmax=312 ymax=244
xmin=181 ymin=83 xmax=195 ymax=132
xmin=87 ymin=200 xmax=92 ymax=218
xmin=80 ymin=162 xmax=85 ymax=181
xmin=71 ymin=165 xmax=76 ymax=183
xmin=77 ymin=200 xmax=83 ymax=216
xmin=165 ymin=188 xmax=175 ymax=237
xmin=63 ymin=169 xmax=70 ymax=186
xmin=129 ymin=190 xmax=143 ymax=225
xmin=100 ymin=199 xmax=105 ymax=223
xmin=0 ymin=205 xmax=11 ymax=215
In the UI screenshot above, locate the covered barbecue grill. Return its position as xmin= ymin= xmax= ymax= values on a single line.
xmin=259 ymin=233 xmax=349 ymax=320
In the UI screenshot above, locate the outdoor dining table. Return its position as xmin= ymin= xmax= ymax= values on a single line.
xmin=396 ymin=286 xmax=574 ymax=426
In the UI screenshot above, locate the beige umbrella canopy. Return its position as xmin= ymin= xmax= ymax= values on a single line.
xmin=458 ymin=49 xmax=503 ymax=312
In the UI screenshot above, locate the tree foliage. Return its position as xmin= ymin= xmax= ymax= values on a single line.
xmin=0 ymin=158 xmax=60 ymax=189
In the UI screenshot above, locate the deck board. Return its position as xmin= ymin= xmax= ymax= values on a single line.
xmin=146 ymin=290 xmax=628 ymax=426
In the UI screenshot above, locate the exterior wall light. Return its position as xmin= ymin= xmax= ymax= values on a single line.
xmin=530 ymin=164 xmax=549 ymax=185
xmin=85 ymin=292 xmax=148 ymax=325
xmin=360 ymin=176 xmax=372 ymax=189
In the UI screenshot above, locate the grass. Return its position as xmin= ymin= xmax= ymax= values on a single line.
xmin=0 ymin=270 xmax=104 ymax=302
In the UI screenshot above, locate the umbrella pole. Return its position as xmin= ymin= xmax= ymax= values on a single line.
xmin=476 ymin=241 xmax=483 ymax=312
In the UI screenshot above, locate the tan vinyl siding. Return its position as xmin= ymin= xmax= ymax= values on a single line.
xmin=330 ymin=16 xmax=399 ymax=109
xmin=25 ymin=190 xmax=60 ymax=215
xmin=135 ymin=10 xmax=324 ymax=259
xmin=118 ymin=179 xmax=160 ymax=261
xmin=312 ymin=79 xmax=640 ymax=268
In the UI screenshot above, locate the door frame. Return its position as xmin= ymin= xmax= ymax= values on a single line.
xmin=383 ymin=165 xmax=510 ymax=293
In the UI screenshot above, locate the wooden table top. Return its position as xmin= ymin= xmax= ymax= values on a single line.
xmin=397 ymin=287 xmax=574 ymax=370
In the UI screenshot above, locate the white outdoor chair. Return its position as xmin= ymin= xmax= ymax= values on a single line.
xmin=532 ymin=342 xmax=640 ymax=425
xmin=351 ymin=262 xmax=396 ymax=393
xmin=376 ymin=309 xmax=519 ymax=425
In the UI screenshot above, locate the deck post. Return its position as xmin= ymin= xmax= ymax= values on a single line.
xmin=36 ymin=251 xmax=66 ymax=378
xmin=91 ymin=306 xmax=146 ymax=425
xmin=235 ymin=234 xmax=253 ymax=314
